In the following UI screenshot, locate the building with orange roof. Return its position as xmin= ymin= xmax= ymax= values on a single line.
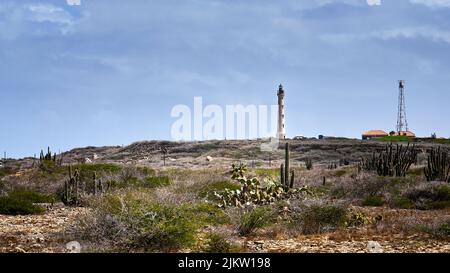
xmin=362 ymin=130 xmax=388 ymax=140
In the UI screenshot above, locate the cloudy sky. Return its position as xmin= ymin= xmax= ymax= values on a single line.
xmin=1 ymin=0 xmax=450 ymax=158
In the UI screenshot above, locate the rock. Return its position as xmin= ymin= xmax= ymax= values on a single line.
xmin=85 ymin=158 xmax=92 ymax=164
xmin=367 ymin=241 xmax=383 ymax=253
xmin=14 ymin=247 xmax=26 ymax=253
xmin=254 ymin=241 xmax=265 ymax=245
xmin=93 ymin=153 xmax=99 ymax=160
xmin=206 ymin=156 xmax=213 ymax=162
xmin=66 ymin=241 xmax=82 ymax=253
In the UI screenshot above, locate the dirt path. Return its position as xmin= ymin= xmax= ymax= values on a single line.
xmin=0 ymin=207 xmax=86 ymax=253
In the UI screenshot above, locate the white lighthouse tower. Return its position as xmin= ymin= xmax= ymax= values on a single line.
xmin=277 ymin=84 xmax=286 ymax=140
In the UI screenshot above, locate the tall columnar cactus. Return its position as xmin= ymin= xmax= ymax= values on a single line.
xmin=360 ymin=143 xmax=418 ymax=177
xmin=280 ymin=143 xmax=295 ymax=188
xmin=63 ymin=166 xmax=81 ymax=206
xmin=285 ymin=143 xmax=290 ymax=186
xmin=424 ymin=147 xmax=450 ymax=182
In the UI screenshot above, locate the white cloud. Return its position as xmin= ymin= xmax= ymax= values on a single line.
xmin=410 ymin=0 xmax=450 ymax=7
xmin=66 ymin=0 xmax=81 ymax=6
xmin=27 ymin=4 xmax=74 ymax=27
xmin=373 ymin=27 xmax=450 ymax=44
xmin=367 ymin=0 xmax=382 ymax=6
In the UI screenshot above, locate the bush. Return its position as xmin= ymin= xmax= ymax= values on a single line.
xmin=423 ymin=220 xmax=450 ymax=240
xmin=195 ymin=181 xmax=241 ymax=200
xmin=202 ymin=233 xmax=241 ymax=253
xmin=362 ymin=196 xmax=385 ymax=207
xmin=144 ymin=176 xmax=171 ymax=188
xmin=192 ymin=202 xmax=230 ymax=225
xmin=0 ymin=197 xmax=45 ymax=215
xmin=232 ymin=206 xmax=274 ymax=236
xmin=76 ymin=192 xmax=198 ymax=252
xmin=291 ymin=204 xmax=348 ymax=234
xmin=8 ymin=190 xmax=55 ymax=203
xmin=405 ymin=183 xmax=450 ymax=210
xmin=392 ymin=196 xmax=415 ymax=209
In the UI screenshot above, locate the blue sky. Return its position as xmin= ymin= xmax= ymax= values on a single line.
xmin=1 ymin=0 xmax=450 ymax=158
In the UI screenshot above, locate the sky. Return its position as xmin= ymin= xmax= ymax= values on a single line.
xmin=1 ymin=0 xmax=450 ymax=158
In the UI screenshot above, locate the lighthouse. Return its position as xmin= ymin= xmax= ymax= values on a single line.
xmin=277 ymin=84 xmax=286 ymax=140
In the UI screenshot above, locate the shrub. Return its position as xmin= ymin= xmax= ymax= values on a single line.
xmin=392 ymin=196 xmax=415 ymax=209
xmin=74 ymin=163 xmax=122 ymax=175
xmin=232 ymin=206 xmax=274 ymax=236
xmin=290 ymin=204 xmax=348 ymax=234
xmin=76 ymin=192 xmax=198 ymax=252
xmin=144 ymin=176 xmax=171 ymax=188
xmin=346 ymin=209 xmax=375 ymax=227
xmin=423 ymin=220 xmax=450 ymax=240
xmin=8 ymin=190 xmax=55 ymax=203
xmin=405 ymin=183 xmax=450 ymax=210
xmin=362 ymin=196 xmax=385 ymax=207
xmin=192 ymin=202 xmax=230 ymax=225
xmin=202 ymin=233 xmax=241 ymax=253
xmin=196 ymin=181 xmax=241 ymax=200
xmin=0 ymin=197 xmax=45 ymax=215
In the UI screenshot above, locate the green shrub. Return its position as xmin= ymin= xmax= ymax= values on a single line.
xmin=74 ymin=163 xmax=122 ymax=174
xmin=198 ymin=181 xmax=241 ymax=199
xmin=202 ymin=233 xmax=241 ymax=253
xmin=291 ymin=204 xmax=348 ymax=234
xmin=8 ymin=190 xmax=55 ymax=203
xmin=0 ymin=197 xmax=45 ymax=215
xmin=392 ymin=196 xmax=415 ymax=209
xmin=192 ymin=202 xmax=230 ymax=225
xmin=362 ymin=196 xmax=385 ymax=207
xmin=136 ymin=166 xmax=156 ymax=176
xmin=346 ymin=209 xmax=374 ymax=227
xmin=76 ymin=192 xmax=198 ymax=252
xmin=144 ymin=176 xmax=171 ymax=188
xmin=233 ymin=206 xmax=274 ymax=236
xmin=131 ymin=203 xmax=197 ymax=251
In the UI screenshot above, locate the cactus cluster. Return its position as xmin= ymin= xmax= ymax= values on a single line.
xmin=280 ymin=143 xmax=295 ymax=188
xmin=62 ymin=166 xmax=80 ymax=206
xmin=424 ymin=147 xmax=450 ymax=182
xmin=215 ymin=163 xmax=310 ymax=208
xmin=360 ymin=143 xmax=418 ymax=177
xmin=327 ymin=161 xmax=338 ymax=170
xmin=38 ymin=147 xmax=62 ymax=167
xmin=62 ymin=167 xmax=110 ymax=206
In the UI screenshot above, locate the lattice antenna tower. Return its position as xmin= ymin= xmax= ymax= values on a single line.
xmin=396 ymin=80 xmax=408 ymax=134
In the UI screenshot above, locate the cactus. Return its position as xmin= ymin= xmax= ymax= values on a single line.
xmin=161 ymin=146 xmax=168 ymax=166
xmin=360 ymin=143 xmax=418 ymax=177
xmin=328 ymin=161 xmax=338 ymax=170
xmin=424 ymin=147 xmax=450 ymax=182
xmin=290 ymin=170 xmax=295 ymax=188
xmin=305 ymin=158 xmax=313 ymax=170
xmin=62 ymin=166 xmax=81 ymax=206
xmin=280 ymin=143 xmax=295 ymax=188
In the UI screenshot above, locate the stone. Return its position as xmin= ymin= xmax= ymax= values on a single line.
xmin=367 ymin=241 xmax=383 ymax=253
xmin=206 ymin=156 xmax=213 ymax=162
xmin=66 ymin=241 xmax=82 ymax=253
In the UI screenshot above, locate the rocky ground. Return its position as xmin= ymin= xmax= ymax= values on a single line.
xmin=1 ymin=206 xmax=449 ymax=253
xmin=0 ymin=206 xmax=86 ymax=253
